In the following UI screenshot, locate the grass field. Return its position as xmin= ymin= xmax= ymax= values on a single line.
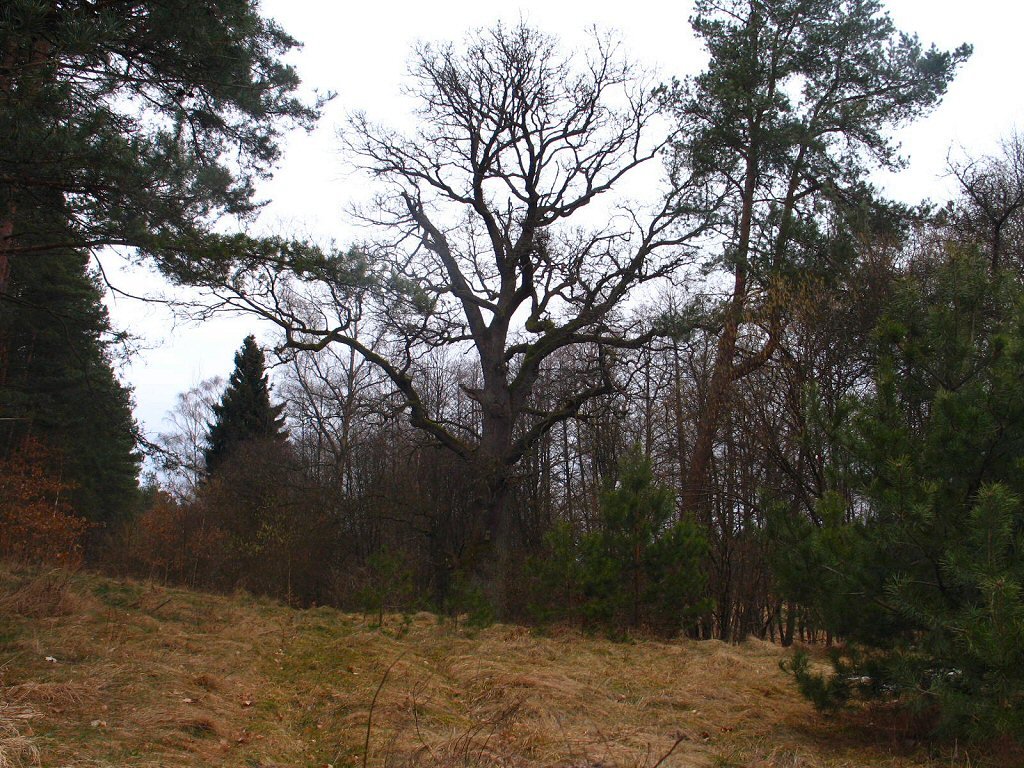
xmin=0 ymin=564 xmax=1017 ymax=767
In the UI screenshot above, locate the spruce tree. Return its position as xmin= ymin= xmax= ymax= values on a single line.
xmin=204 ymin=336 xmax=287 ymax=475
xmin=0 ymin=251 xmax=140 ymax=530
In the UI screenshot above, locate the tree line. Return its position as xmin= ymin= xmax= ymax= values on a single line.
xmin=3 ymin=0 xmax=1023 ymax=743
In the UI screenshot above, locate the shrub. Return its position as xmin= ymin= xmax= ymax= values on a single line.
xmin=533 ymin=446 xmax=711 ymax=636
xmin=0 ymin=438 xmax=90 ymax=566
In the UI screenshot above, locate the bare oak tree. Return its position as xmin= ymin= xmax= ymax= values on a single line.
xmin=202 ymin=23 xmax=703 ymax=580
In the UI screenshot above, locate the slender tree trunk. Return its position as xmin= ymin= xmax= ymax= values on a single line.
xmin=642 ymin=349 xmax=653 ymax=456
xmin=683 ymin=148 xmax=757 ymax=521
xmin=562 ymin=421 xmax=573 ymax=523
xmin=1 ymin=39 xmax=19 ymax=302
xmin=0 ymin=216 xmax=14 ymax=390
xmin=0 ymin=220 xmax=11 ymax=297
xmin=427 ymin=530 xmax=452 ymax=608
xmin=671 ymin=340 xmax=688 ymax=506
xmin=782 ymin=601 xmax=797 ymax=647
xmin=683 ymin=266 xmax=746 ymax=521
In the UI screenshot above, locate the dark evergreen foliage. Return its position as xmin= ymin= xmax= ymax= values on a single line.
xmin=204 ymin=335 xmax=287 ymax=475
xmin=0 ymin=252 xmax=140 ymax=529
xmin=532 ymin=447 xmax=711 ymax=636
xmin=783 ymin=251 xmax=1024 ymax=740
xmin=580 ymin=448 xmax=711 ymax=634
xmin=0 ymin=0 xmax=325 ymax=286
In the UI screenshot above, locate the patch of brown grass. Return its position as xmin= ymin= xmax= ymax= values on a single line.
xmin=3 ymin=681 xmax=94 ymax=707
xmin=0 ymin=569 xmax=91 ymax=617
xmin=371 ymin=632 xmax=788 ymax=767
xmin=0 ymin=713 xmax=39 ymax=768
xmin=134 ymin=708 xmax=225 ymax=738
xmin=0 ymin=562 xmax=1018 ymax=768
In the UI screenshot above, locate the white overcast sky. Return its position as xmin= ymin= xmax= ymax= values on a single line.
xmin=105 ymin=0 xmax=1024 ymax=440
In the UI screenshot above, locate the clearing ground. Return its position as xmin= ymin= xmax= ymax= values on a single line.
xmin=0 ymin=565 xmax=1016 ymax=767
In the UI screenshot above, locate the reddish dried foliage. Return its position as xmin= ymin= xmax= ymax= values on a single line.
xmin=124 ymin=492 xmax=228 ymax=586
xmin=0 ymin=437 xmax=90 ymax=566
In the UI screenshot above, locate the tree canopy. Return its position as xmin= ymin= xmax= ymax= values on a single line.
xmin=0 ymin=0 xmax=325 ymax=293
xmin=665 ymin=0 xmax=971 ymax=517
xmin=784 ymin=250 xmax=1024 ymax=740
xmin=197 ymin=22 xmax=707 ymax=565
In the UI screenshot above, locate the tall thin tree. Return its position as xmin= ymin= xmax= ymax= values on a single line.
xmin=666 ymin=0 xmax=970 ymax=519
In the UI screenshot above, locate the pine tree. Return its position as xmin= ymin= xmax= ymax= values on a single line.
xmin=788 ymin=250 xmax=1024 ymax=740
xmin=576 ymin=446 xmax=711 ymax=635
xmin=204 ymin=336 xmax=287 ymax=475
xmin=0 ymin=251 xmax=140 ymax=530
xmin=0 ymin=0 xmax=324 ymax=295
xmin=665 ymin=0 xmax=971 ymax=519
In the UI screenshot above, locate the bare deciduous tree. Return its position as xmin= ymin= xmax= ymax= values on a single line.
xmin=948 ymin=132 xmax=1024 ymax=272
xmin=153 ymin=376 xmax=222 ymax=501
xmin=203 ymin=23 xmax=706 ymax=586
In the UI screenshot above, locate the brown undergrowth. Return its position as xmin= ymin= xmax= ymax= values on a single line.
xmin=0 ymin=563 xmax=1017 ymax=767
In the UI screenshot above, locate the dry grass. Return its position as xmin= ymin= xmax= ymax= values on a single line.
xmin=0 ymin=563 xmax=1018 ymax=768
xmin=0 ymin=569 xmax=90 ymax=618
xmin=0 ymin=718 xmax=39 ymax=768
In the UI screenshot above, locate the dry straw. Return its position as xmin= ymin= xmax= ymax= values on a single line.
xmin=0 ymin=564 xmax=1016 ymax=767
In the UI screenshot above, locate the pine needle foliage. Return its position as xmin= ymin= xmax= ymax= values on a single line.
xmin=0 ymin=0 xmax=325 ymax=278
xmin=786 ymin=251 xmax=1024 ymax=741
xmin=0 ymin=252 xmax=140 ymax=529
xmin=545 ymin=446 xmax=712 ymax=636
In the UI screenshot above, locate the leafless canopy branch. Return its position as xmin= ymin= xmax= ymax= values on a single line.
xmin=201 ymin=23 xmax=706 ymax=536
